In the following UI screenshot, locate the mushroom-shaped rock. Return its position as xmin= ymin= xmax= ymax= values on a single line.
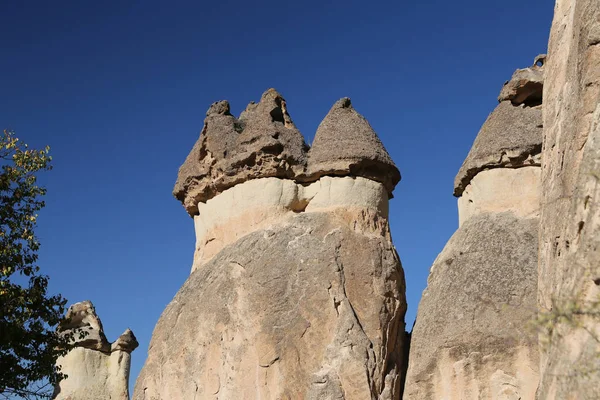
xmin=173 ymin=89 xmax=309 ymax=216
xmin=111 ymin=328 xmax=139 ymax=353
xmin=454 ymin=57 xmax=545 ymax=197
xmin=306 ymin=98 xmax=400 ymax=196
xmin=59 ymin=300 xmax=110 ymax=352
xmin=498 ymin=54 xmax=546 ymax=106
xmin=54 ymin=301 xmax=138 ymax=400
xmin=454 ymin=102 xmax=542 ymax=196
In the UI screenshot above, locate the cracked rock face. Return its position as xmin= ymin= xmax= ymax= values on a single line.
xmin=53 ymin=301 xmax=138 ymax=400
xmin=138 ymin=92 xmax=406 ymax=399
xmin=537 ymin=0 xmax=600 ymax=398
xmin=404 ymin=212 xmax=539 ymax=400
xmin=134 ymin=177 xmax=407 ymax=399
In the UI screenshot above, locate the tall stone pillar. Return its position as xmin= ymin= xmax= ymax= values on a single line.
xmin=133 ymin=91 xmax=408 ymax=399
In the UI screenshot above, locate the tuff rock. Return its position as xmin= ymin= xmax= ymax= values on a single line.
xmin=304 ymin=97 xmax=401 ymax=196
xmin=404 ymin=58 xmax=543 ymax=399
xmin=537 ymin=0 xmax=600 ymax=397
xmin=134 ymin=94 xmax=407 ymax=399
xmin=454 ymin=57 xmax=544 ymax=197
xmin=53 ymin=301 xmax=138 ymax=400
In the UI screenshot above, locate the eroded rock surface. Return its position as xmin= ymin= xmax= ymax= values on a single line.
xmin=173 ymin=89 xmax=309 ymax=216
xmin=454 ymin=56 xmax=544 ymax=197
xmin=404 ymin=213 xmax=539 ymax=400
xmin=53 ymin=301 xmax=138 ymax=400
xmin=538 ymin=0 xmax=600 ymax=398
xmin=304 ymin=98 xmax=401 ymax=195
xmin=135 ymin=92 xmax=406 ymax=399
xmin=404 ymin=59 xmax=543 ymax=399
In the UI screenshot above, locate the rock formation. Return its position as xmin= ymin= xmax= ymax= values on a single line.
xmin=537 ymin=0 xmax=600 ymax=398
xmin=53 ymin=301 xmax=139 ymax=400
xmin=134 ymin=90 xmax=407 ymax=399
xmin=403 ymin=57 xmax=544 ymax=399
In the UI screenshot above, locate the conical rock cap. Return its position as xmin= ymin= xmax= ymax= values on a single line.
xmin=306 ymin=98 xmax=400 ymax=195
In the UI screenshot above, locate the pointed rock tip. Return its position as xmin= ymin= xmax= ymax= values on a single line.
xmin=206 ymin=100 xmax=231 ymax=116
xmin=306 ymin=98 xmax=400 ymax=194
xmin=261 ymin=88 xmax=284 ymax=101
xmin=332 ymin=97 xmax=352 ymax=109
xmin=111 ymin=327 xmax=139 ymax=353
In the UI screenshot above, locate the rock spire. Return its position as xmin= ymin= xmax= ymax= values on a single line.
xmin=53 ymin=301 xmax=138 ymax=400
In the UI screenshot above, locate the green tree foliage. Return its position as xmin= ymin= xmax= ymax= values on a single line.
xmin=0 ymin=130 xmax=72 ymax=399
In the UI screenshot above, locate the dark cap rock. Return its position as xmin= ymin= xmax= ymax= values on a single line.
xmin=60 ymin=300 xmax=111 ymax=352
xmin=305 ymin=98 xmax=400 ymax=196
xmin=59 ymin=301 xmax=139 ymax=354
xmin=111 ymin=328 xmax=139 ymax=353
xmin=173 ymin=89 xmax=309 ymax=216
xmin=454 ymin=101 xmax=542 ymax=196
xmin=454 ymin=56 xmax=545 ymax=197
xmin=498 ymin=54 xmax=546 ymax=106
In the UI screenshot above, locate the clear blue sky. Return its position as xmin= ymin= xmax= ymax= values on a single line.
xmin=1 ymin=0 xmax=553 ymax=390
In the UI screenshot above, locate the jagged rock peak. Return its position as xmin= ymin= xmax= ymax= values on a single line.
xmin=305 ymin=97 xmax=401 ymax=196
xmin=206 ymin=100 xmax=231 ymax=116
xmin=59 ymin=300 xmax=138 ymax=354
xmin=498 ymin=54 xmax=546 ymax=106
xmin=173 ymin=89 xmax=309 ymax=216
xmin=454 ymin=56 xmax=544 ymax=196
xmin=59 ymin=300 xmax=110 ymax=352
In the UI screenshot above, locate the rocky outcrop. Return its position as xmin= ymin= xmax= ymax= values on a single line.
xmin=53 ymin=301 xmax=138 ymax=400
xmin=404 ymin=58 xmax=543 ymax=399
xmin=173 ymin=89 xmax=309 ymax=216
xmin=134 ymin=92 xmax=407 ymax=399
xmin=537 ymin=0 xmax=600 ymax=398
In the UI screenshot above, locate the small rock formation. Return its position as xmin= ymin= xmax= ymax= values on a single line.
xmin=538 ymin=0 xmax=600 ymax=397
xmin=403 ymin=57 xmax=544 ymax=399
xmin=134 ymin=90 xmax=408 ymax=399
xmin=53 ymin=301 xmax=138 ymax=400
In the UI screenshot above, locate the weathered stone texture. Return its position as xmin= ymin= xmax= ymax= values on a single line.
xmin=454 ymin=101 xmax=542 ymax=196
xmin=404 ymin=59 xmax=543 ymax=399
xmin=498 ymin=55 xmax=545 ymax=105
xmin=134 ymin=181 xmax=406 ymax=399
xmin=173 ymin=89 xmax=309 ymax=216
xmin=538 ymin=0 xmax=600 ymax=398
xmin=53 ymin=301 xmax=138 ymax=400
xmin=173 ymin=93 xmax=400 ymax=216
xmin=304 ymin=98 xmax=401 ymax=196
xmin=191 ymin=176 xmax=389 ymax=271
xmin=137 ymin=92 xmax=407 ymax=399
xmin=404 ymin=212 xmax=539 ymax=400
xmin=457 ymin=166 xmax=541 ymax=226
